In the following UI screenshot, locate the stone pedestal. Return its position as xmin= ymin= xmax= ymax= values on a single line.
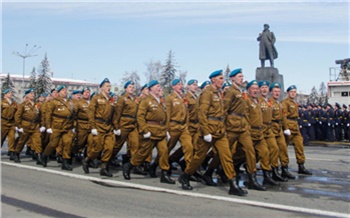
xmin=255 ymin=67 xmax=284 ymax=101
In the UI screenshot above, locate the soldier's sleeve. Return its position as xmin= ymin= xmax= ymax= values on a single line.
xmin=136 ymin=98 xmax=149 ymax=134
xmin=88 ymin=97 xmax=98 ymax=130
xmin=198 ymin=90 xmax=211 ymax=136
xmin=281 ymin=100 xmax=289 ymax=130
xmin=40 ymin=103 xmax=46 ymax=127
xmin=223 ymin=90 xmax=234 ymax=120
xmin=113 ymin=97 xmax=124 ymax=130
xmin=14 ymin=103 xmax=23 ymax=128
xmin=244 ymin=99 xmax=251 ymax=125
xmin=46 ymin=101 xmax=55 ymax=129
xmin=165 ymin=95 xmax=172 ymax=130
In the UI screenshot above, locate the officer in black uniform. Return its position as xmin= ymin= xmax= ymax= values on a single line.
xmin=300 ymin=105 xmax=310 ymax=145
xmin=325 ymin=103 xmax=335 ymax=142
xmin=307 ymin=104 xmax=316 ymax=141
xmin=342 ymin=104 xmax=349 ymax=141
xmin=334 ymin=103 xmax=343 ymax=141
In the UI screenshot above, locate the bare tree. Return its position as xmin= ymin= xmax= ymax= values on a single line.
xmin=144 ymin=60 xmax=162 ymax=82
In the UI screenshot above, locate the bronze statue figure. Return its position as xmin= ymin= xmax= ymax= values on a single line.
xmin=257 ymin=24 xmax=278 ymax=68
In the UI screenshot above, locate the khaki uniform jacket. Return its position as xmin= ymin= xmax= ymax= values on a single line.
xmin=15 ymin=100 xmax=40 ymax=132
xmin=165 ymin=92 xmax=188 ymax=132
xmin=88 ymin=93 xmax=116 ymax=133
xmin=183 ymin=91 xmax=199 ymax=132
xmin=75 ymin=98 xmax=91 ymax=130
xmin=1 ymin=98 xmax=17 ymax=127
xmin=281 ymin=97 xmax=300 ymax=134
xmin=269 ymin=97 xmax=287 ymax=136
xmin=224 ymin=84 xmax=250 ymax=133
xmin=137 ymin=94 xmax=167 ymax=140
xmin=258 ymin=96 xmax=274 ymax=138
xmin=40 ymin=101 xmax=48 ymax=127
xmin=46 ymin=96 xmax=75 ymax=131
xmin=245 ymin=95 xmax=264 ymax=141
xmin=114 ymin=93 xmax=137 ymax=131
xmin=198 ymin=85 xmax=226 ymax=138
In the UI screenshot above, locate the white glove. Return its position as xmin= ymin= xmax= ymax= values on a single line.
xmin=46 ymin=128 xmax=53 ymax=134
xmin=40 ymin=126 xmax=46 ymax=133
xmin=347 ymin=123 xmax=349 ymax=127
xmin=283 ymin=129 xmax=291 ymax=136
xmin=114 ymin=129 xmax=121 ymax=136
xmin=166 ymin=131 xmax=171 ymax=141
xmin=72 ymin=128 xmax=76 ymax=134
xmin=308 ymin=123 xmax=311 ymax=126
xmin=17 ymin=128 xmax=24 ymax=133
xmin=15 ymin=126 xmax=19 ymax=131
xmin=319 ymin=121 xmax=322 ymax=125
xmin=328 ymin=123 xmax=331 ymax=126
xmin=91 ymin=129 xmax=98 ymax=136
xmin=335 ymin=123 xmax=338 ymax=126
xmin=143 ymin=132 xmax=151 ymax=138
xmin=299 ymin=126 xmax=302 ymax=129
xmin=203 ymin=134 xmax=212 ymax=142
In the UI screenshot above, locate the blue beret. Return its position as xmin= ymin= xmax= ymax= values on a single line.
xmin=148 ymin=80 xmax=159 ymax=89
xmin=25 ymin=88 xmax=34 ymax=95
xmin=187 ymin=79 xmax=198 ymax=85
xmin=141 ymin=84 xmax=148 ymax=91
xmin=51 ymin=88 xmax=57 ymax=93
xmin=171 ymin=79 xmax=181 ymax=86
xmin=258 ymin=80 xmax=270 ymax=88
xmin=90 ymin=92 xmax=96 ymax=98
xmin=72 ymin=90 xmax=81 ymax=95
xmin=222 ymin=82 xmax=231 ymax=89
xmin=286 ymin=85 xmax=297 ymax=92
xmin=57 ymin=85 xmax=67 ymax=92
xmin=269 ymin=82 xmax=281 ymax=91
xmin=209 ymin=69 xmax=223 ymax=79
xmin=100 ymin=78 xmax=110 ymax=88
xmin=81 ymin=87 xmax=91 ymax=93
xmin=3 ymin=89 xmax=11 ymax=94
xmin=229 ymin=68 xmax=242 ymax=77
xmin=124 ymin=81 xmax=134 ymax=89
xmin=39 ymin=93 xmax=45 ymax=97
xmin=200 ymin=81 xmax=211 ymax=89
xmin=246 ymin=80 xmax=259 ymax=89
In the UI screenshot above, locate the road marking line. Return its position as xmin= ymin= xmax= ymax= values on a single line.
xmin=2 ymin=161 xmax=348 ymax=218
xmin=288 ymin=157 xmax=334 ymax=161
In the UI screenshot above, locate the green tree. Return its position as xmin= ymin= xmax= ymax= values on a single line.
xmin=1 ymin=73 xmax=17 ymax=100
xmin=307 ymin=86 xmax=319 ymax=104
xmin=160 ymin=50 xmax=177 ymax=95
xmin=28 ymin=67 xmax=37 ymax=89
xmin=36 ymin=53 xmax=53 ymax=96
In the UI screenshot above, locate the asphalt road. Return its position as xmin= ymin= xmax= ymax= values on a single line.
xmin=1 ymin=142 xmax=349 ymax=218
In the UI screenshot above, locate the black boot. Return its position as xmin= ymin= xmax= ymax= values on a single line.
xmin=191 ymin=171 xmax=203 ymax=182
xmin=178 ymin=173 xmax=193 ymax=190
xmin=82 ymin=157 xmax=90 ymax=174
xmin=9 ymin=152 xmax=15 ymax=161
xmin=57 ymin=155 xmax=63 ymax=163
xmin=89 ymin=159 xmax=99 ymax=168
xmin=133 ymin=166 xmax=148 ymax=175
xmin=31 ymin=151 xmax=37 ymax=160
xmin=160 ymin=170 xmax=175 ymax=184
xmin=149 ymin=163 xmax=158 ymax=178
xmin=7 ymin=151 xmax=11 ymax=156
xmin=298 ymin=164 xmax=312 ymax=175
xmin=122 ymin=162 xmax=133 ymax=180
xmin=244 ymin=172 xmax=267 ymax=191
xmin=13 ymin=152 xmax=21 ymax=163
xmin=122 ymin=154 xmax=130 ymax=165
xmin=281 ymin=165 xmax=296 ymax=179
xmin=36 ymin=153 xmax=43 ymax=165
xmin=272 ymin=167 xmax=288 ymax=182
xmin=100 ymin=162 xmax=113 ymax=177
xmin=143 ymin=161 xmax=150 ymax=172
xmin=228 ymin=178 xmax=247 ymax=196
xmin=62 ymin=159 xmax=73 ymax=171
xmin=202 ymin=168 xmax=217 ymax=186
xmin=216 ymin=165 xmax=229 ymax=183
xmin=263 ymin=170 xmax=280 ymax=186
xmin=42 ymin=155 xmax=48 ymax=167
xmin=25 ymin=146 xmax=32 ymax=156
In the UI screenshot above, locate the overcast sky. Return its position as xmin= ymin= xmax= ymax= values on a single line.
xmin=2 ymin=0 xmax=349 ymax=93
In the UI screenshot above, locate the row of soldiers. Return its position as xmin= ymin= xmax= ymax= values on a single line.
xmin=298 ymin=103 xmax=350 ymax=145
xmin=1 ymin=68 xmax=313 ymax=197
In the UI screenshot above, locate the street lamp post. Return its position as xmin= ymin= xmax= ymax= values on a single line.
xmin=13 ymin=44 xmax=41 ymax=95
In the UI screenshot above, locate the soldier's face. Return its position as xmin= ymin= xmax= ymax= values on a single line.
xmin=188 ymin=83 xmax=198 ymax=93
xmin=173 ymin=82 xmax=183 ymax=94
xmin=46 ymin=95 xmax=51 ymax=101
xmin=142 ymin=87 xmax=149 ymax=95
xmin=271 ymin=88 xmax=280 ymax=99
xmin=288 ymin=90 xmax=297 ymax=99
xmin=259 ymin=86 xmax=269 ymax=97
xmin=5 ymin=92 xmax=12 ymax=99
xmin=52 ymin=91 xmax=58 ymax=99
xmin=38 ymin=96 xmax=45 ymax=102
xmin=233 ymin=73 xmax=243 ymax=86
xmin=27 ymin=92 xmax=35 ymax=101
xmin=212 ymin=75 xmax=224 ymax=89
xmin=126 ymin=85 xmax=135 ymax=95
xmin=59 ymin=88 xmax=68 ymax=98
xmin=73 ymin=94 xmax=81 ymax=100
xmin=150 ymin=84 xmax=161 ymax=97
xmin=83 ymin=90 xmax=90 ymax=99
xmin=248 ymin=85 xmax=259 ymax=98
xmin=101 ymin=83 xmax=111 ymax=94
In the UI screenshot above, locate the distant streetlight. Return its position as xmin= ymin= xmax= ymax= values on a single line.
xmin=13 ymin=44 xmax=41 ymax=95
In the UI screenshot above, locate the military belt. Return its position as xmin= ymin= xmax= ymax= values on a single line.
xmin=95 ymin=118 xmax=112 ymax=125
xmin=263 ymin=122 xmax=272 ymax=125
xmin=208 ymin=116 xmax=224 ymax=121
xmin=170 ymin=119 xmax=186 ymax=125
xmin=303 ymin=120 xmax=308 ymax=122
xmin=1 ymin=116 xmax=14 ymax=122
xmin=53 ymin=114 xmax=73 ymax=120
xmin=22 ymin=117 xmax=39 ymax=123
xmin=229 ymin=112 xmax=244 ymax=117
xmin=189 ymin=119 xmax=198 ymax=124
xmin=251 ymin=126 xmax=263 ymax=130
xmin=272 ymin=120 xmax=281 ymax=124
xmin=121 ymin=114 xmax=136 ymax=119
xmin=287 ymin=117 xmax=298 ymax=121
xmin=146 ymin=120 xmax=165 ymax=126
xmin=77 ymin=117 xmax=89 ymax=123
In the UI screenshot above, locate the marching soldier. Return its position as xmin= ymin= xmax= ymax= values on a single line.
xmin=342 ymin=104 xmax=349 ymax=141
xmin=269 ymin=82 xmax=295 ymax=179
xmin=178 ymin=70 xmax=246 ymax=196
xmin=13 ymin=89 xmax=43 ymax=164
xmin=325 ymin=103 xmax=335 ymax=142
xmin=82 ymin=78 xmax=118 ymax=177
xmin=1 ymin=89 xmax=18 ymax=160
xmin=122 ymin=80 xmax=175 ymax=184
xmin=71 ymin=90 xmax=81 ymax=103
xmin=300 ymin=105 xmax=310 ymax=146
xmin=282 ymin=85 xmax=312 ymax=175
xmin=42 ymin=85 xmax=75 ymax=171
xmin=334 ymin=103 xmax=343 ymax=141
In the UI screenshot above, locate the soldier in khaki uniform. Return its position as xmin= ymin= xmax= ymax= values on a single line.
xmin=269 ymin=82 xmax=295 ymax=179
xmin=40 ymin=92 xmax=52 ymax=150
xmin=71 ymin=87 xmax=91 ymax=159
xmin=258 ymin=81 xmax=287 ymax=182
xmin=282 ymin=85 xmax=312 ymax=175
xmin=13 ymin=89 xmax=43 ymax=164
xmin=122 ymin=80 xmax=175 ymax=184
xmin=178 ymin=70 xmax=246 ymax=196
xmin=42 ymin=85 xmax=75 ymax=171
xmin=82 ymin=78 xmax=118 ymax=177
xmin=1 ymin=89 xmax=18 ymax=160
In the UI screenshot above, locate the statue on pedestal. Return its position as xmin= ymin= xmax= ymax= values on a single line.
xmin=257 ymin=24 xmax=278 ymax=68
